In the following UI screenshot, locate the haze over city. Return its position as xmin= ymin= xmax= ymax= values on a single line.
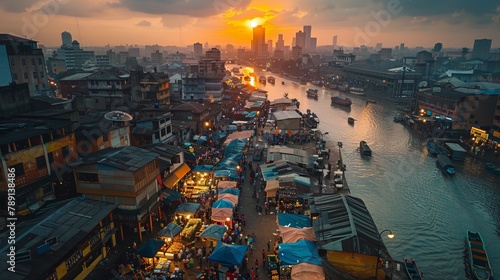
xmin=1 ymin=0 xmax=500 ymax=48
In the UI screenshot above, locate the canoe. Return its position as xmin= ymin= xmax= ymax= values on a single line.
xmin=485 ymin=163 xmax=500 ymax=175
xmin=403 ymin=258 xmax=422 ymax=280
xmin=467 ymin=231 xmax=493 ymax=280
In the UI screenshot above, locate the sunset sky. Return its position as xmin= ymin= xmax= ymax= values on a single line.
xmin=1 ymin=0 xmax=499 ymax=49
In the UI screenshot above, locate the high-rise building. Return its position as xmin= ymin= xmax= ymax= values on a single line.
xmin=295 ymin=31 xmax=305 ymax=50
xmin=303 ymin=25 xmax=311 ymax=52
xmin=237 ymin=48 xmax=246 ymax=59
xmin=204 ymin=42 xmax=209 ymax=50
xmin=0 ymin=34 xmax=49 ymax=95
xmin=194 ymin=42 xmax=203 ymax=58
xmin=61 ymin=31 xmax=72 ymax=47
xmin=378 ymin=48 xmax=392 ymax=60
xmin=128 ymin=47 xmax=140 ymax=58
xmin=309 ymin=38 xmax=317 ymax=53
xmin=472 ymin=38 xmax=492 ymax=61
xmin=205 ymin=48 xmax=221 ymax=60
xmin=333 ymin=35 xmax=338 ymax=48
xmin=252 ymin=25 xmax=266 ymax=58
xmin=276 ymin=34 xmax=284 ymax=51
xmin=267 ymin=40 xmax=273 ymax=55
xmin=151 ymin=50 xmax=163 ymax=64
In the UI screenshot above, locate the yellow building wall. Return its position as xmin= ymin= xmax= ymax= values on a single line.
xmin=327 ymin=250 xmax=386 ymax=280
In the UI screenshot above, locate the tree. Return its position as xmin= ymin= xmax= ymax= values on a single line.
xmin=432 ymin=43 xmax=443 ymax=53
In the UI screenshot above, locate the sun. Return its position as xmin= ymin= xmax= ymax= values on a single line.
xmin=248 ymin=18 xmax=259 ymax=28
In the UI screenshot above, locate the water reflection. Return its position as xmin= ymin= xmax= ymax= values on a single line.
xmin=229 ymin=65 xmax=500 ymax=278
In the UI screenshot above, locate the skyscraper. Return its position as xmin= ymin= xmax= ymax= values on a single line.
xmin=333 ymin=35 xmax=338 ymax=48
xmin=303 ymin=25 xmax=311 ymax=52
xmin=471 ymin=38 xmax=492 ymax=61
xmin=267 ymin=40 xmax=273 ymax=55
xmin=276 ymin=34 xmax=284 ymax=51
xmin=295 ymin=31 xmax=305 ymax=50
xmin=194 ymin=42 xmax=203 ymax=58
xmin=61 ymin=31 xmax=72 ymax=48
xmin=309 ymin=38 xmax=317 ymax=53
xmin=252 ymin=25 xmax=266 ymax=58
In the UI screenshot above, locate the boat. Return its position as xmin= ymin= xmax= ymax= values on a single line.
xmin=338 ymin=83 xmax=349 ymax=92
xmin=259 ymin=76 xmax=267 ymax=84
xmin=359 ymin=141 xmax=372 ymax=156
xmin=331 ymin=96 xmax=352 ymax=107
xmin=436 ymin=154 xmax=455 ymax=175
xmin=426 ymin=139 xmax=448 ymax=156
xmin=485 ymin=163 xmax=500 ymax=175
xmin=267 ymin=76 xmax=275 ymax=84
xmin=304 ymin=109 xmax=320 ymax=128
xmin=467 ymin=231 xmax=493 ymax=280
xmin=403 ymin=258 xmax=423 ymax=280
xmin=347 ymin=117 xmax=355 ymax=125
xmin=349 ymin=87 xmax=365 ymax=95
xmin=393 ymin=115 xmax=403 ymax=123
xmin=306 ymin=89 xmax=319 ymax=99
xmin=281 ymin=81 xmax=285 ymax=85
xmin=366 ymin=99 xmax=377 ymax=104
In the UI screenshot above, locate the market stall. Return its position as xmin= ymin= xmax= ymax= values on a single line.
xmin=218 ymin=180 xmax=238 ymax=189
xmin=182 ymin=167 xmax=214 ymax=202
xmin=208 ymin=241 xmax=248 ymax=268
xmin=175 ymin=203 xmax=201 ymax=223
xmin=211 ymin=200 xmax=234 ymax=224
xmin=199 ymin=224 xmax=228 ymax=247
xmin=290 ymin=263 xmax=325 ymax=280
xmin=278 ymin=226 xmax=316 ymax=243
xmin=179 ymin=218 xmax=202 ymax=243
xmin=136 ymin=239 xmax=170 ymax=275
xmin=265 ymin=179 xmax=280 ymax=202
xmin=217 ymin=193 xmax=239 ymax=207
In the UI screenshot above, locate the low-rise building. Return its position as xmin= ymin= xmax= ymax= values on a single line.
xmin=131 ymin=113 xmax=174 ymax=146
xmin=169 ymin=102 xmax=211 ymax=134
xmin=70 ymin=146 xmax=161 ymax=241
xmin=0 ymin=83 xmax=31 ymax=117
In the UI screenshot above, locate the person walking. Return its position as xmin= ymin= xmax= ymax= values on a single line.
xmin=254 ymin=259 xmax=259 ymax=273
xmin=267 ymin=240 xmax=271 ymax=252
xmin=262 ymin=250 xmax=266 ymax=268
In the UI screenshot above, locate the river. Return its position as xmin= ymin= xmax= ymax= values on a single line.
xmin=231 ymin=65 xmax=500 ymax=279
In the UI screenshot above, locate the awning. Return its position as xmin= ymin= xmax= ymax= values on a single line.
xmin=265 ymin=179 xmax=280 ymax=198
xmin=163 ymin=163 xmax=191 ymax=189
xmin=161 ymin=188 xmax=182 ymax=204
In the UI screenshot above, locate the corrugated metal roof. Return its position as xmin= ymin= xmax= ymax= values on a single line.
xmin=310 ymin=194 xmax=380 ymax=251
xmin=70 ymin=146 xmax=158 ymax=171
xmin=273 ymin=110 xmax=302 ymax=121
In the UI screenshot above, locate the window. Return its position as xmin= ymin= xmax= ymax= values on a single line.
xmin=160 ymin=128 xmax=166 ymax=137
xmin=31 ymin=59 xmax=35 ymax=65
xmin=166 ymin=125 xmax=172 ymax=134
xmin=36 ymin=155 xmax=46 ymax=169
xmin=23 ymin=73 xmax=28 ymax=79
xmin=95 ymin=98 xmax=99 ymax=104
xmin=40 ymin=71 xmax=44 ymax=78
xmin=33 ymin=72 xmax=38 ymax=79
xmin=102 ymin=133 xmax=108 ymax=142
xmin=13 ymin=73 xmax=18 ymax=80
xmin=22 ymin=59 xmax=26 ymax=66
xmin=77 ymin=172 xmax=99 ymax=182
xmin=48 ymin=152 xmax=54 ymax=163
xmin=10 ymin=59 xmax=15 ymax=66
xmin=10 ymin=163 xmax=25 ymax=176
xmin=38 ymin=58 xmax=43 ymax=65
xmin=62 ymin=146 xmax=70 ymax=158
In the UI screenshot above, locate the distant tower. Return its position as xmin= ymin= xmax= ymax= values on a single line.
xmin=333 ymin=35 xmax=338 ymax=48
xmin=61 ymin=31 xmax=72 ymax=47
xmin=252 ymin=25 xmax=266 ymax=58
xmin=471 ymin=38 xmax=492 ymax=61
xmin=267 ymin=40 xmax=273 ymax=55
xmin=204 ymin=42 xmax=209 ymax=50
xmin=295 ymin=31 xmax=305 ymax=49
xmin=194 ymin=42 xmax=203 ymax=58
xmin=276 ymin=34 xmax=284 ymax=51
xmin=303 ymin=25 xmax=311 ymax=52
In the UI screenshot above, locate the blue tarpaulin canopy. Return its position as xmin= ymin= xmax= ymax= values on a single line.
xmin=157 ymin=222 xmax=182 ymax=238
xmin=214 ymin=132 xmax=228 ymax=141
xmin=161 ymin=188 xmax=182 ymax=205
xmin=218 ymin=188 xmax=240 ymax=196
xmin=192 ymin=165 xmax=214 ymax=173
xmin=278 ymin=240 xmax=322 ymax=266
xmin=199 ymin=224 xmax=227 ymax=241
xmin=212 ymin=199 xmax=233 ymax=209
xmin=208 ymin=241 xmax=248 ymax=267
xmin=136 ymin=239 xmax=165 ymax=258
xmin=214 ymin=139 xmax=246 ymax=179
xmin=175 ymin=203 xmax=200 ymax=215
xmin=246 ymin=111 xmax=257 ymax=118
xmin=277 ymin=213 xmax=311 ymax=228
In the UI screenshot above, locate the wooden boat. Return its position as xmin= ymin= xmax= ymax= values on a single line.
xmin=436 ymin=154 xmax=455 ymax=175
xmin=467 ymin=231 xmax=493 ymax=280
xmin=347 ymin=117 xmax=355 ymax=125
xmin=267 ymin=76 xmax=275 ymax=84
xmin=306 ymin=89 xmax=319 ymax=99
xmin=393 ymin=115 xmax=403 ymax=123
xmin=349 ymin=87 xmax=365 ymax=95
xmin=485 ymin=163 xmax=500 ymax=175
xmin=366 ymin=99 xmax=377 ymax=104
xmin=403 ymin=258 xmax=422 ymax=280
xmin=259 ymin=76 xmax=267 ymax=84
xmin=338 ymin=83 xmax=349 ymax=92
xmin=426 ymin=139 xmax=448 ymax=156
xmin=331 ymin=96 xmax=352 ymax=107
xmin=359 ymin=141 xmax=372 ymax=156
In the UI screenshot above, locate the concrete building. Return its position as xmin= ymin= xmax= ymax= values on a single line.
xmin=472 ymin=38 xmax=492 ymax=61
xmin=151 ymin=50 xmax=163 ymax=64
xmin=0 ymin=118 xmax=78 ymax=216
xmin=0 ymin=34 xmax=49 ymax=95
xmin=70 ymin=146 xmax=162 ymax=241
xmin=131 ymin=113 xmax=174 ymax=146
xmin=169 ymin=102 xmax=211 ymax=134
xmin=75 ymin=122 xmax=131 ymax=153
xmin=303 ymin=25 xmax=311 ymax=52
xmin=309 ymin=37 xmax=317 ymax=53
xmin=181 ymin=73 xmax=205 ymax=101
xmin=237 ymin=48 xmax=246 ymax=59
xmin=276 ymin=34 xmax=285 ymax=51
xmin=291 ymin=46 xmax=303 ymax=59
xmin=94 ymin=54 xmax=110 ymax=66
xmin=137 ymin=72 xmax=170 ymax=104
xmin=128 ymin=47 xmax=140 ymax=58
xmin=0 ymin=83 xmax=31 ymax=117
xmin=378 ymin=48 xmax=392 ymax=60
xmin=330 ymin=49 xmax=356 ymax=67
xmin=333 ymin=35 xmax=338 ymax=48
xmin=55 ymin=40 xmax=95 ymax=70
xmin=0 ymin=198 xmax=118 ymax=280
xmin=194 ymin=42 xmax=203 ymax=59
xmin=341 ymin=62 xmax=422 ymax=97
xmin=295 ymin=31 xmax=306 ymax=50
xmin=61 ymin=31 xmax=72 ymax=47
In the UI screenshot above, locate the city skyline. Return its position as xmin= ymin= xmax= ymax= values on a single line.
xmin=0 ymin=0 xmax=500 ymax=49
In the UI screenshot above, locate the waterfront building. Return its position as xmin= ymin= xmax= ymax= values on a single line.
xmin=0 ymin=118 xmax=78 ymax=216
xmin=416 ymin=82 xmax=500 ymax=131
xmin=471 ymin=38 xmax=492 ymax=61
xmin=252 ymin=25 xmax=267 ymax=58
xmin=330 ymin=49 xmax=356 ymax=67
xmin=341 ymin=62 xmax=422 ymax=97
xmin=0 ymin=34 xmax=49 ymax=95
xmin=0 ymin=198 xmax=117 ymax=280
xmin=0 ymin=83 xmax=31 ymax=117
xmin=70 ymin=146 xmax=161 ymax=241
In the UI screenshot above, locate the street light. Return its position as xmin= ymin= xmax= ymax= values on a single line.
xmin=375 ymin=229 xmax=394 ymax=279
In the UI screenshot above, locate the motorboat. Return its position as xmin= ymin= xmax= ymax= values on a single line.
xmin=347 ymin=117 xmax=355 ymax=125
xmin=359 ymin=141 xmax=372 ymax=156
xmin=259 ymin=76 xmax=267 ymax=84
xmin=338 ymin=83 xmax=349 ymax=92
xmin=436 ymin=154 xmax=455 ymax=175
xmin=331 ymin=96 xmax=352 ymax=107
xmin=349 ymin=87 xmax=365 ymax=95
xmin=485 ymin=162 xmax=500 ymax=175
xmin=306 ymin=89 xmax=319 ymax=99
xmin=403 ymin=258 xmax=423 ymax=280
xmin=267 ymin=76 xmax=275 ymax=84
